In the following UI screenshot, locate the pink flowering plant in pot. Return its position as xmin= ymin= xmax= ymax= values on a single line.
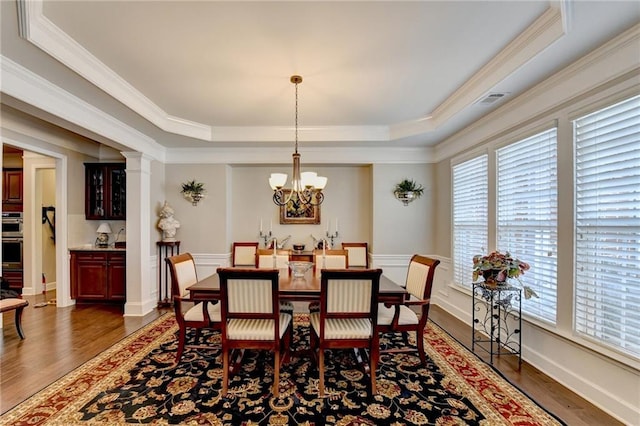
xmin=472 ymin=251 xmax=538 ymax=299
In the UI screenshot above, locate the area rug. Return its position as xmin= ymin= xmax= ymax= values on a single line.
xmin=1 ymin=314 xmax=564 ymax=425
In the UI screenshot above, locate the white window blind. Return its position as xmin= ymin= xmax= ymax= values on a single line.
xmin=497 ymin=129 xmax=558 ymax=322
xmin=574 ymin=95 xmax=640 ymax=359
xmin=453 ymin=155 xmax=488 ymax=286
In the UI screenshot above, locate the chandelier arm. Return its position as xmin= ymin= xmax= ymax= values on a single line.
xmin=273 ymin=188 xmax=294 ymax=206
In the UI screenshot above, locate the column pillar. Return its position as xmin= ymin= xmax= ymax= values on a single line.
xmin=122 ymin=152 xmax=154 ymax=316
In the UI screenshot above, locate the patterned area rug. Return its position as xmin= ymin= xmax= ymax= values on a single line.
xmin=2 ymin=314 xmax=564 ymax=425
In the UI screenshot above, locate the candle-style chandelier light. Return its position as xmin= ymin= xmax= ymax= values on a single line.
xmin=269 ymin=75 xmax=327 ymax=208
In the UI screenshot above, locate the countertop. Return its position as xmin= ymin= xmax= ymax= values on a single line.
xmin=69 ymin=245 xmax=126 ymax=252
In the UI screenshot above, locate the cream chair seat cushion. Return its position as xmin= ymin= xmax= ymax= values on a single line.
xmin=377 ymin=303 xmax=419 ymax=326
xmin=227 ymin=313 xmax=292 ymax=340
xmin=309 ymin=313 xmax=373 ymax=339
xmin=183 ymin=301 xmax=222 ymax=322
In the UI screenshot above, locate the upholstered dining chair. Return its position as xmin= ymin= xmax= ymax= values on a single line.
xmin=309 ymin=268 xmax=382 ymax=396
xmin=231 ymin=242 xmax=259 ymax=267
xmin=166 ymin=253 xmax=221 ymax=364
xmin=341 ymin=242 xmax=369 ymax=268
xmin=217 ymin=268 xmax=293 ymax=397
xmin=377 ymin=254 xmax=440 ymax=365
xmin=257 ymin=248 xmax=291 ymax=270
xmin=312 ymin=249 xmax=348 ymax=277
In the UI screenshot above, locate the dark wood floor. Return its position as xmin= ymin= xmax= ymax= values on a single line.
xmin=1 ymin=291 xmax=621 ymax=425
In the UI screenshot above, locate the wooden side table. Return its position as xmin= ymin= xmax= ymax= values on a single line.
xmin=157 ymin=241 xmax=180 ymax=307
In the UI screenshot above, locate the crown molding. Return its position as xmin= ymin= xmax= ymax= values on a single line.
xmin=16 ymin=0 xmax=211 ymax=141
xmin=15 ymin=0 xmax=568 ymax=145
xmin=430 ymin=6 xmax=565 ymax=128
xmin=434 ymin=23 xmax=640 ymax=162
xmin=162 ymin=146 xmax=435 ymax=165
xmin=211 ymin=125 xmax=389 ymax=143
xmin=0 ymin=56 xmax=165 ymax=161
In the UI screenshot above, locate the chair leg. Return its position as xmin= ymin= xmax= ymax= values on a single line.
xmin=273 ymin=350 xmax=280 ymax=397
xmin=370 ymin=343 xmax=379 ymax=394
xmin=416 ymin=328 xmax=427 ymax=366
xmin=14 ymin=305 xmax=26 ymax=339
xmin=318 ymin=349 xmax=325 ymax=396
xmin=222 ymin=348 xmax=229 ymax=396
xmin=175 ymin=327 xmax=187 ymax=364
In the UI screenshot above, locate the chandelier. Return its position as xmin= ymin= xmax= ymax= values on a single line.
xmin=269 ymin=75 xmax=327 ymax=209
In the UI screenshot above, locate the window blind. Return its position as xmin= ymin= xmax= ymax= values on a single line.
xmin=453 ymin=155 xmax=488 ymax=286
xmin=497 ymin=129 xmax=558 ymax=322
xmin=574 ymin=95 xmax=640 ymax=359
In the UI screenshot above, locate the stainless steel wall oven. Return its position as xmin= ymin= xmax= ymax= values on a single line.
xmin=2 ymin=212 xmax=23 ymax=270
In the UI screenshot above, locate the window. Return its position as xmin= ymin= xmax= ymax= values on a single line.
xmin=452 ymin=155 xmax=488 ymax=286
xmin=574 ymin=95 xmax=640 ymax=359
xmin=497 ymin=129 xmax=558 ymax=322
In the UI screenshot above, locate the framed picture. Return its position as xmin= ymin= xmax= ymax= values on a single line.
xmin=279 ymin=190 xmax=321 ymax=224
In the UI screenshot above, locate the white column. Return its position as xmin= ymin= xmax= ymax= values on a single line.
xmin=122 ymin=152 xmax=154 ymax=316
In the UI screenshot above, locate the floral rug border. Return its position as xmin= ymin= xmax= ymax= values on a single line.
xmin=1 ymin=313 xmax=564 ymax=425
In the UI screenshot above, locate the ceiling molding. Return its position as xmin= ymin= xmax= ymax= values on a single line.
xmin=211 ymin=125 xmax=390 ymax=143
xmin=429 ymin=6 xmax=565 ymax=128
xmin=162 ymin=146 xmax=435 ymax=165
xmin=433 ymin=23 xmax=640 ymax=163
xmin=16 ymin=0 xmax=211 ymax=141
xmin=16 ymin=0 xmax=569 ymax=145
xmin=0 ymin=55 xmax=165 ymax=162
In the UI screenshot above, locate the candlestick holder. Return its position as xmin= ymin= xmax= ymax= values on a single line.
xmin=259 ymin=230 xmax=272 ymax=248
xmin=325 ymin=231 xmax=339 ymax=248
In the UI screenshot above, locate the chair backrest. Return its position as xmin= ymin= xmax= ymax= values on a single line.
xmin=404 ymin=254 xmax=440 ymax=300
xmin=320 ymin=268 xmax=382 ymax=319
xmin=217 ymin=268 xmax=280 ymax=331
xmin=313 ymin=249 xmax=348 ymax=277
xmin=232 ymin=242 xmax=259 ymax=267
xmin=166 ymin=253 xmax=198 ymax=298
xmin=341 ymin=242 xmax=369 ymax=268
xmin=256 ymin=248 xmax=291 ymax=269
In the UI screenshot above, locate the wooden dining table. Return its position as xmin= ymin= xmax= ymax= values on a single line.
xmin=186 ymin=267 xmax=408 ymax=304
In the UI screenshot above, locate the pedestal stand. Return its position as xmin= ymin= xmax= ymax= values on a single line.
xmin=157 ymin=241 xmax=180 ymax=308
xmin=472 ymin=281 xmax=522 ymax=366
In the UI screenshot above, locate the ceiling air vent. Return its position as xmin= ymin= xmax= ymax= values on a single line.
xmin=475 ymin=92 xmax=509 ymax=106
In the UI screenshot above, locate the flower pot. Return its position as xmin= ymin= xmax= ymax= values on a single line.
xmin=482 ymin=270 xmax=507 ymax=286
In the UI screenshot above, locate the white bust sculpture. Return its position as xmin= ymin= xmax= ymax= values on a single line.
xmin=157 ymin=201 xmax=180 ymax=242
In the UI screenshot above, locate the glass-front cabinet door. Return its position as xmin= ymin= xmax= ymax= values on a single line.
xmin=85 ymin=163 xmax=126 ymax=220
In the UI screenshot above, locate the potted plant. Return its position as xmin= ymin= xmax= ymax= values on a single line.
xmin=181 ymin=179 xmax=206 ymax=206
xmin=394 ymin=179 xmax=424 ymax=206
xmin=472 ymin=251 xmax=538 ymax=298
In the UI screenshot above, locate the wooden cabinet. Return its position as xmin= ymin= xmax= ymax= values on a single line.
xmin=290 ymin=251 xmax=314 ymax=262
xmin=2 ymin=169 xmax=23 ymax=212
xmin=70 ymin=250 xmax=126 ymax=302
xmin=2 ymin=270 xmax=23 ymax=293
xmin=85 ymin=163 xmax=126 ymax=220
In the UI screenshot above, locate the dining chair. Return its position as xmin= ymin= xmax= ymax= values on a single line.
xmin=309 ymin=268 xmax=382 ymax=396
xmin=231 ymin=241 xmax=259 ymax=267
xmin=377 ymin=254 xmax=440 ymax=365
xmin=217 ymin=268 xmax=293 ymax=397
xmin=166 ymin=253 xmax=221 ymax=364
xmin=341 ymin=242 xmax=369 ymax=268
xmin=308 ymin=249 xmax=350 ymax=313
xmin=312 ymin=249 xmax=348 ymax=277
xmin=256 ymin=248 xmax=291 ymax=270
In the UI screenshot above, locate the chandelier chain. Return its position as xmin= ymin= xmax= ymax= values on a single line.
xmin=294 ymin=80 xmax=299 ymax=154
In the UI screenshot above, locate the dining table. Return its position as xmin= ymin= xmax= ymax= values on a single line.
xmin=187 ymin=267 xmax=408 ymax=371
xmin=186 ymin=267 xmax=408 ymax=304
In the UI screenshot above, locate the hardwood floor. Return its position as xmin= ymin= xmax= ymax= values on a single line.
xmin=1 ymin=292 xmax=621 ymax=425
